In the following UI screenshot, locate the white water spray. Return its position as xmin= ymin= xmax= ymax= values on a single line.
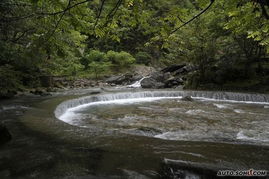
xmin=127 ymin=77 xmax=147 ymax=88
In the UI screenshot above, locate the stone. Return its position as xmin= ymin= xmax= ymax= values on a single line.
xmin=164 ymin=77 xmax=184 ymax=88
xmin=105 ymin=75 xmax=126 ymax=85
xmin=130 ymin=74 xmax=143 ymax=82
xmin=181 ymin=95 xmax=193 ymax=101
xmin=161 ymin=64 xmax=186 ymax=73
xmin=89 ymin=91 xmax=101 ymax=95
xmin=141 ymin=78 xmax=165 ymax=88
xmin=150 ymin=72 xmax=165 ymax=81
xmin=31 ymin=88 xmax=51 ymax=96
xmin=158 ymin=158 xmax=219 ymax=179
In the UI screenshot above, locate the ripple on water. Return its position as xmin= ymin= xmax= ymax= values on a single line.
xmin=213 ymin=103 xmax=231 ymax=109
xmin=185 ymin=109 xmax=205 ymax=115
xmin=154 ymin=130 xmax=236 ymax=142
xmin=233 ymin=109 xmax=245 ymax=113
xmin=236 ymin=130 xmax=269 ymax=143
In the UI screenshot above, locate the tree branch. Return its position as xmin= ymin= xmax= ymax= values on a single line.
xmin=45 ymin=0 xmax=72 ymax=42
xmin=3 ymin=0 xmax=92 ymax=22
xmin=94 ymin=0 xmax=106 ymax=29
xmin=169 ymin=0 xmax=215 ymax=36
xmin=39 ymin=0 xmax=92 ymax=16
xmin=103 ymin=0 xmax=123 ymax=27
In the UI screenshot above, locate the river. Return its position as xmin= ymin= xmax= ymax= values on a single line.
xmin=0 ymin=88 xmax=269 ymax=178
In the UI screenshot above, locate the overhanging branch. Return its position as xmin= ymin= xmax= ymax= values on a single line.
xmin=169 ymin=0 xmax=215 ymax=36
xmin=94 ymin=0 xmax=106 ymax=28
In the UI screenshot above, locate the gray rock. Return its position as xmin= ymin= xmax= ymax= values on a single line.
xmin=31 ymin=88 xmax=51 ymax=96
xmin=181 ymin=95 xmax=193 ymax=101
xmin=105 ymin=75 xmax=126 ymax=84
xmin=131 ymin=74 xmax=143 ymax=82
xmin=141 ymin=78 xmax=165 ymax=88
xmin=161 ymin=64 xmax=186 ymax=73
xmin=173 ymin=65 xmax=196 ymax=75
xmin=150 ymin=72 xmax=165 ymax=81
xmin=164 ymin=76 xmax=184 ymax=88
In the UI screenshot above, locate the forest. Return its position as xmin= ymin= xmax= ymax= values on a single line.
xmin=1 ymin=0 xmax=269 ymax=98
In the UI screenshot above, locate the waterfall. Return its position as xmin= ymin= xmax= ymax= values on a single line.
xmin=55 ymin=90 xmax=269 ymax=121
xmin=127 ymin=77 xmax=147 ymax=88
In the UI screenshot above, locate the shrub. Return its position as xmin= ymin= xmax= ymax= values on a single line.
xmin=106 ymin=51 xmax=135 ymax=69
xmin=135 ymin=51 xmax=151 ymax=65
xmin=88 ymin=61 xmax=112 ymax=79
xmin=80 ymin=50 xmax=107 ymax=69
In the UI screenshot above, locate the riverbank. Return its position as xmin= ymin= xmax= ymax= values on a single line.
xmin=1 ymin=63 xmax=269 ymax=100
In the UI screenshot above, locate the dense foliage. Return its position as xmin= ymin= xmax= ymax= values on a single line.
xmin=1 ymin=0 xmax=269 ymax=97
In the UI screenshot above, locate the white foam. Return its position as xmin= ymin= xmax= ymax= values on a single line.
xmin=213 ymin=103 xmax=230 ymax=109
xmin=59 ymin=97 xmax=181 ymax=125
xmin=1 ymin=105 xmax=28 ymax=111
xmin=234 ymin=109 xmax=245 ymax=113
xmin=236 ymin=130 xmax=269 ymax=142
xmin=127 ymin=77 xmax=147 ymax=88
xmin=186 ymin=109 xmax=205 ymax=115
xmin=194 ymin=97 xmax=269 ymax=105
xmin=154 ymin=131 xmax=205 ymax=141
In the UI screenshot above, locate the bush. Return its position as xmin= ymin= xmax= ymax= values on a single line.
xmin=106 ymin=51 xmax=135 ymax=69
xmin=135 ymin=51 xmax=151 ymax=65
xmin=80 ymin=50 xmax=107 ymax=69
xmin=88 ymin=61 xmax=112 ymax=79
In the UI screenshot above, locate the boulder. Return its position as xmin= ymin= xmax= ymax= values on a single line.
xmin=141 ymin=78 xmax=165 ymax=88
xmin=173 ymin=65 xmax=196 ymax=76
xmin=150 ymin=72 xmax=164 ymax=81
xmin=0 ymin=124 xmax=12 ymax=145
xmin=130 ymin=74 xmax=143 ymax=82
xmin=164 ymin=76 xmax=184 ymax=88
xmin=105 ymin=75 xmax=127 ymax=85
xmin=31 ymin=88 xmax=51 ymax=96
xmin=181 ymin=95 xmax=193 ymax=101
xmin=89 ymin=90 xmax=102 ymax=95
xmin=161 ymin=64 xmax=186 ymax=73
xmin=158 ymin=158 xmax=220 ymax=179
xmin=106 ymin=73 xmax=144 ymax=85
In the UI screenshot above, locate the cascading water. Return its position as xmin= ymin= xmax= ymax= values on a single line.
xmin=127 ymin=77 xmax=147 ymax=88
xmin=55 ymin=90 xmax=269 ymax=145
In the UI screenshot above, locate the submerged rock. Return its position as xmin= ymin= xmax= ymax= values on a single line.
xmin=30 ymin=88 xmax=51 ymax=96
xmin=159 ymin=158 xmax=222 ymax=179
xmin=181 ymin=96 xmax=193 ymax=101
xmin=0 ymin=124 xmax=12 ymax=145
xmin=136 ymin=127 xmax=163 ymax=136
xmin=89 ymin=90 xmax=102 ymax=95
